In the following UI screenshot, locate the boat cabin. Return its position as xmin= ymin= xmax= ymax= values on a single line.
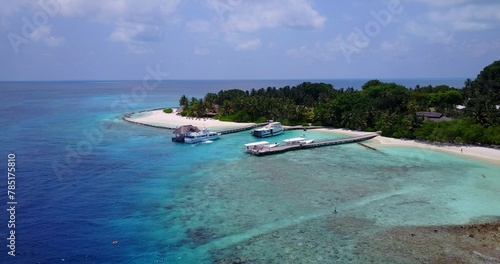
xmin=244 ymin=141 xmax=269 ymax=152
xmin=172 ymin=125 xmax=200 ymax=142
xmin=251 ymin=122 xmax=283 ymax=138
xmin=283 ymin=137 xmax=306 ymax=145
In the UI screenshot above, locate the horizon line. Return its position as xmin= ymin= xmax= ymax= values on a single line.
xmin=0 ymin=77 xmax=472 ymax=83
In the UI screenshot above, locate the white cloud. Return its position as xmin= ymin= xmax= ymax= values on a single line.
xmin=194 ymin=47 xmax=210 ymax=55
xmin=187 ymin=20 xmax=211 ymax=33
xmin=126 ymin=43 xmax=153 ymax=54
xmin=235 ymin=38 xmax=262 ymax=51
xmin=427 ymin=5 xmax=500 ymax=31
xmin=210 ymin=0 xmax=326 ymax=33
xmin=224 ymin=33 xmax=263 ymax=51
xmin=56 ymin=0 xmax=180 ymax=19
xmin=460 ymin=38 xmax=500 ymax=58
xmin=404 ymin=20 xmax=454 ymax=44
xmin=109 ymin=23 xmax=163 ymax=42
xmin=30 ymin=25 xmax=65 ymax=47
xmin=0 ymin=1 xmax=24 ymax=30
xmin=3 ymin=0 xmax=181 ymax=45
xmin=286 ymin=45 xmax=319 ymax=60
xmin=110 ymin=23 xmax=146 ymax=42
xmin=5 ymin=1 xmax=179 ymax=23
xmin=57 ymin=0 xmax=181 ymax=44
xmin=408 ymin=1 xmax=500 ymax=34
xmin=199 ymin=0 xmax=325 ymax=52
xmin=380 ymin=39 xmax=410 ymax=53
xmin=410 ymin=0 xmax=471 ymax=7
xmin=286 ymin=41 xmax=337 ymax=61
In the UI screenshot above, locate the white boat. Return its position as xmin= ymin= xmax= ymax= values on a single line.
xmin=184 ymin=128 xmax=221 ymax=144
xmin=266 ymin=142 xmax=279 ymax=148
xmin=283 ymin=137 xmax=315 ymax=145
xmin=244 ymin=141 xmax=269 ymax=152
xmin=251 ymin=122 xmax=283 ymax=138
xmin=283 ymin=137 xmax=306 ymax=145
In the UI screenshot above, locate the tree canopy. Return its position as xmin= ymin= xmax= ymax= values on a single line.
xmin=178 ymin=60 xmax=500 ymax=145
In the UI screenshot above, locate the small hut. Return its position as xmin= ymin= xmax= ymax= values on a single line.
xmin=415 ymin=112 xmax=452 ymax=122
xmin=172 ymin=125 xmax=200 ymax=142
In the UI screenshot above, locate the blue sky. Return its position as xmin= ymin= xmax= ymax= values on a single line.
xmin=1 ymin=0 xmax=499 ymax=81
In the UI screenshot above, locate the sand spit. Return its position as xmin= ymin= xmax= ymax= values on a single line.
xmin=320 ymin=128 xmax=500 ymax=166
xmin=124 ymin=109 xmax=254 ymax=130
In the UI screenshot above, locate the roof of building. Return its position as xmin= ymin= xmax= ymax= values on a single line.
xmin=416 ymin=111 xmax=454 ymax=122
xmin=173 ymin=125 xmax=200 ymax=135
xmin=416 ymin=112 xmax=443 ymax=118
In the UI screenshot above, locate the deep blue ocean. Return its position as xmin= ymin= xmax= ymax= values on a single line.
xmin=1 ymin=79 xmax=498 ymax=264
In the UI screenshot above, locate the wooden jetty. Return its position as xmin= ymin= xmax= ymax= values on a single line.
xmin=283 ymin=125 xmax=323 ymax=131
xmin=217 ymin=123 xmax=267 ymax=135
xmin=247 ymin=133 xmax=379 ymax=156
xmin=218 ymin=124 xmax=323 ymax=135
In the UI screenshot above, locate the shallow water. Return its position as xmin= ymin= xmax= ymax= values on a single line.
xmin=0 ymin=81 xmax=498 ymax=263
xmin=159 ymin=132 xmax=500 ymax=263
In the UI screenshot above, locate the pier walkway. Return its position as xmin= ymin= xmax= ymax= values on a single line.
xmin=217 ymin=123 xmax=267 ymax=135
xmin=218 ymin=124 xmax=323 ymax=135
xmin=247 ymin=133 xmax=379 ymax=156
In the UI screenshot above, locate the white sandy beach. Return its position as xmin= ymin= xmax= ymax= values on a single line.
xmin=322 ymin=128 xmax=500 ymax=166
xmin=125 ymin=110 xmax=500 ymax=165
xmin=125 ymin=109 xmax=255 ymax=129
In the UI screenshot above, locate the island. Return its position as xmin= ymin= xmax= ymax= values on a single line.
xmin=174 ymin=60 xmax=499 ymax=146
xmin=124 ymin=60 xmax=500 ymax=165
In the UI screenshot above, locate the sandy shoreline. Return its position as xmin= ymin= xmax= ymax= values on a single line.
xmin=125 ymin=109 xmax=500 ymax=165
xmin=125 ymin=109 xmax=255 ymax=130
xmin=321 ymin=128 xmax=500 ymax=166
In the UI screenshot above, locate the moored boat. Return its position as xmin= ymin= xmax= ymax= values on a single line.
xmin=282 ymin=137 xmax=314 ymax=145
xmin=244 ymin=141 xmax=269 ymax=152
xmin=283 ymin=137 xmax=306 ymax=145
xmin=266 ymin=142 xmax=280 ymax=148
xmin=184 ymin=128 xmax=221 ymax=143
xmin=251 ymin=122 xmax=283 ymax=138
xmin=172 ymin=125 xmax=200 ymax=142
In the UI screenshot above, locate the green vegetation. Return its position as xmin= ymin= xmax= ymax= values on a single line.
xmin=163 ymin=108 xmax=173 ymax=114
xmin=178 ymin=61 xmax=500 ymax=145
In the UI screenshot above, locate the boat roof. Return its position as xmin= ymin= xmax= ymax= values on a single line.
xmin=283 ymin=137 xmax=306 ymax=142
xmin=244 ymin=141 xmax=270 ymax=147
xmin=173 ymin=125 xmax=200 ymax=134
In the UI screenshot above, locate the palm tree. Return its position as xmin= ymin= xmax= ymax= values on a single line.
xmin=405 ymin=114 xmax=423 ymax=138
xmin=179 ymin=95 xmax=189 ymax=109
xmin=341 ymin=112 xmax=353 ymax=129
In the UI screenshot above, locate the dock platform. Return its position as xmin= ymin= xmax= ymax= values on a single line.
xmin=218 ymin=124 xmax=323 ymax=134
xmin=217 ymin=123 xmax=268 ymax=135
xmin=247 ymin=133 xmax=379 ymax=156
